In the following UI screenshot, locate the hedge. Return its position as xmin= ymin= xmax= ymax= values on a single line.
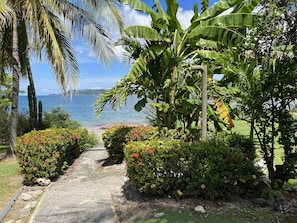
xmin=15 ymin=128 xmax=98 ymax=185
xmin=124 ymin=140 xmax=262 ymax=199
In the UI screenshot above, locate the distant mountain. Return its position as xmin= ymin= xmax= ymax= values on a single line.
xmin=49 ymin=89 xmax=105 ymax=96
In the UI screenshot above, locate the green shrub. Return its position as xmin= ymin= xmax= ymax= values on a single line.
xmin=42 ymin=107 xmax=82 ymax=129
xmin=102 ymin=125 xmax=158 ymax=162
xmin=71 ymin=128 xmax=99 ymax=151
xmin=14 ymin=128 xmax=92 ymax=185
xmin=102 ymin=125 xmax=200 ymax=162
xmin=102 ymin=125 xmax=133 ymax=162
xmin=124 ymin=140 xmax=262 ymax=199
xmin=158 ymin=127 xmax=201 ymax=142
xmin=221 ymin=133 xmax=256 ymax=161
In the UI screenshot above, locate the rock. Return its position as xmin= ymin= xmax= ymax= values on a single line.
xmin=154 ymin=212 xmax=165 ymax=218
xmin=258 ymin=175 xmax=271 ymax=188
xmin=255 ymin=158 xmax=266 ymax=172
xmin=21 ymin=193 xmax=32 ymax=201
xmin=271 ymin=202 xmax=282 ymax=211
xmin=17 ymin=201 xmax=37 ymax=218
xmin=28 ymin=189 xmax=43 ymax=197
xmin=194 ymin=205 xmax=206 ymax=214
xmin=252 ymin=198 xmax=268 ymax=207
xmin=36 ymin=178 xmax=51 ymax=186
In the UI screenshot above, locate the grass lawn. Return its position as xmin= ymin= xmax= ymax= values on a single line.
xmin=0 ymin=148 xmax=23 ymax=211
xmin=129 ymin=208 xmax=278 ymax=223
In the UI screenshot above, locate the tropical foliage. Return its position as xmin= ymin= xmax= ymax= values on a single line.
xmin=95 ymin=0 xmax=260 ymax=131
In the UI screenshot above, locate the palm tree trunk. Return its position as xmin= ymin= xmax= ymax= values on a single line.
xmin=7 ymin=13 xmax=20 ymax=156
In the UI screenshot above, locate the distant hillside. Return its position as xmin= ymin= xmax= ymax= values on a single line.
xmin=49 ymin=89 xmax=105 ymax=96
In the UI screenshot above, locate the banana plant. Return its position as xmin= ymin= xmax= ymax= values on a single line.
xmin=95 ymin=0 xmax=261 ymax=129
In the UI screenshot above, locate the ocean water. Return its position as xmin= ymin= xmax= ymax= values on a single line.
xmin=18 ymin=95 xmax=147 ymax=129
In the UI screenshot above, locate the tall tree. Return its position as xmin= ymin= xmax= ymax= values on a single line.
xmin=0 ymin=0 xmax=123 ymax=156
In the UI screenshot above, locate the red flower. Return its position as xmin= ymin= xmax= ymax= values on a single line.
xmin=148 ymin=149 xmax=154 ymax=155
xmin=33 ymin=167 xmax=38 ymax=172
xmin=132 ymin=153 xmax=139 ymax=159
xmin=133 ymin=133 xmax=139 ymax=139
xmin=126 ymin=137 xmax=130 ymax=142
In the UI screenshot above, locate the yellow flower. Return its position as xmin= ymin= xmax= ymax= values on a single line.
xmin=177 ymin=189 xmax=183 ymax=196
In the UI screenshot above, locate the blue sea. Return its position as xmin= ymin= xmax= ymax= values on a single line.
xmin=18 ymin=95 xmax=147 ymax=129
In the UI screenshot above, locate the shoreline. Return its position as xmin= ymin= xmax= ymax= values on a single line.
xmin=82 ymin=121 xmax=148 ymax=131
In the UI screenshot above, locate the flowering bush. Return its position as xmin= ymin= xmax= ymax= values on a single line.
xmin=102 ymin=125 xmax=158 ymax=162
xmin=124 ymin=139 xmax=263 ymax=199
xmin=15 ymin=128 xmax=98 ymax=185
xmin=102 ymin=125 xmax=133 ymax=162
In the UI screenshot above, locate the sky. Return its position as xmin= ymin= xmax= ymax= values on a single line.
xmin=20 ymin=0 xmax=217 ymax=95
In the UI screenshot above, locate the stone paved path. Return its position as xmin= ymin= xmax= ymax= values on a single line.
xmin=30 ymin=139 xmax=125 ymax=223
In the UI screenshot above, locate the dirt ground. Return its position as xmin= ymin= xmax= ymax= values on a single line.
xmin=111 ymin=179 xmax=297 ymax=223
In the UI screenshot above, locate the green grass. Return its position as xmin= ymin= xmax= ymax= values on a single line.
xmin=132 ymin=208 xmax=278 ymax=223
xmin=0 ymin=158 xmax=23 ymax=210
xmin=231 ymin=120 xmax=251 ymax=136
xmin=0 ymin=144 xmax=8 ymax=154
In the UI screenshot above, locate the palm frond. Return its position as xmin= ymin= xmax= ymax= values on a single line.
xmin=0 ymin=0 xmax=12 ymax=26
xmin=94 ymin=78 xmax=131 ymax=117
xmin=50 ymin=0 xmax=115 ymax=64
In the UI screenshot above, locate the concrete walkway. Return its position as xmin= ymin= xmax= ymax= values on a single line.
xmin=30 ymin=139 xmax=125 ymax=223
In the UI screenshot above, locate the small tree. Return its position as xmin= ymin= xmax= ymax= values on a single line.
xmin=240 ymin=0 xmax=297 ymax=187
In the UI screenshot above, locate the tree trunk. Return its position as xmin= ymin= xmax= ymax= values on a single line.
xmin=7 ymin=14 xmax=20 ymax=156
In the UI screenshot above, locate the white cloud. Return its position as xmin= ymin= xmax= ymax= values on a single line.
xmin=121 ymin=4 xmax=152 ymax=28
xmin=177 ymin=7 xmax=194 ymax=30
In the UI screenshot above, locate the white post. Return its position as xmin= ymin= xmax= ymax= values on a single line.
xmin=191 ymin=65 xmax=207 ymax=141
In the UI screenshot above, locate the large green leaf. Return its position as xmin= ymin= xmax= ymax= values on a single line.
xmin=201 ymin=13 xmax=259 ymax=28
xmin=189 ymin=25 xmax=245 ymax=46
xmin=195 ymin=50 xmax=226 ymax=63
xmin=233 ymin=0 xmax=260 ymax=13
xmin=126 ymin=54 xmax=147 ymax=82
xmin=194 ymin=0 xmax=243 ymax=23
xmin=189 ymin=14 xmax=259 ymax=46
xmin=166 ymin=0 xmax=181 ymax=31
xmin=153 ymin=0 xmax=166 ymax=19
xmin=124 ymin=26 xmax=161 ymax=40
xmin=134 ymin=97 xmax=147 ymax=112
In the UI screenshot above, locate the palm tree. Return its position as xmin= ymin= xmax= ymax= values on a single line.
xmin=0 ymin=0 xmax=123 ymax=156
xmin=95 ymin=0 xmax=260 ymax=129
